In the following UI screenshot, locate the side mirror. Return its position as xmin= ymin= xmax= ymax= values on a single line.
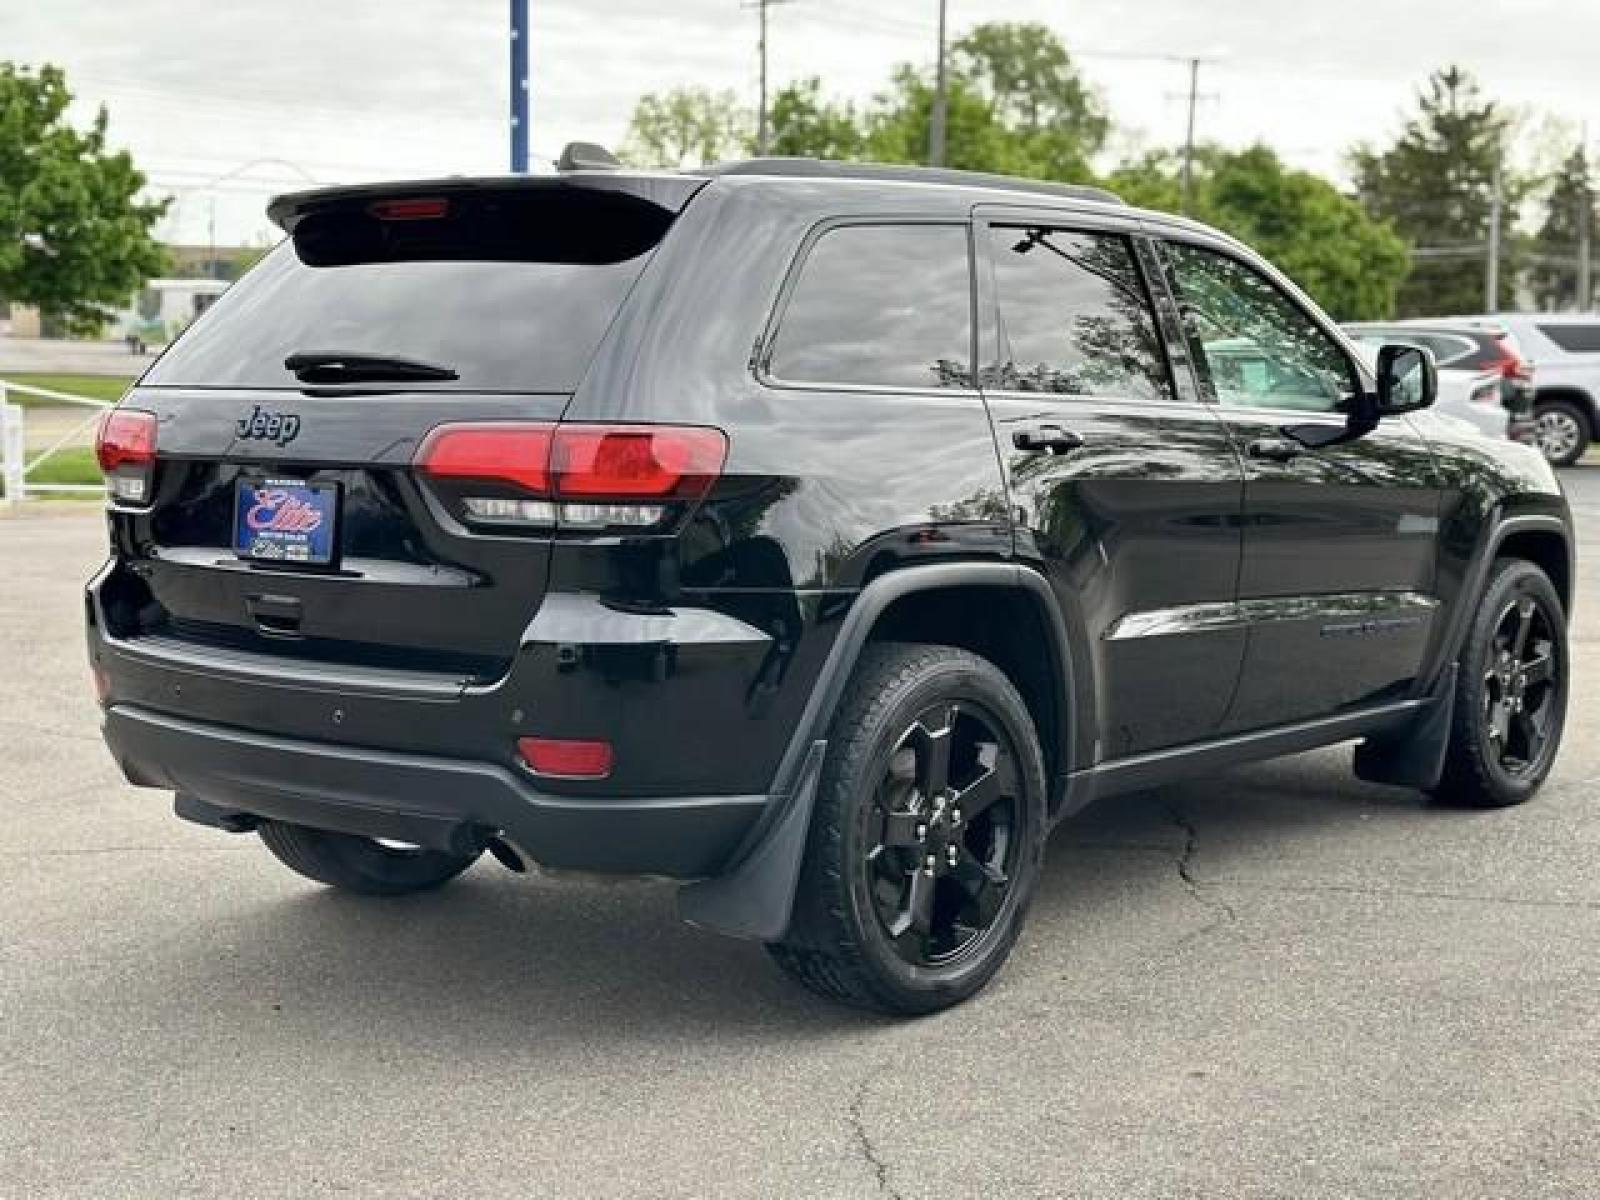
xmin=1375 ymin=343 xmax=1436 ymax=416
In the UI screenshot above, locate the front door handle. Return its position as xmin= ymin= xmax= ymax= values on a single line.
xmin=1012 ymin=424 xmax=1084 ymax=454
xmin=1246 ymin=436 xmax=1302 ymax=464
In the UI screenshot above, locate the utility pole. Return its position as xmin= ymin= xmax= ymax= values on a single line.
xmin=929 ymin=0 xmax=949 ymax=167
xmin=1486 ymin=154 xmax=1503 ymax=312
xmin=1580 ymin=127 xmax=1594 ymax=311
xmin=1580 ymin=182 xmax=1593 ymax=311
xmin=510 ymin=0 xmax=529 ymax=172
xmin=1179 ymin=56 xmax=1202 ymax=216
xmin=745 ymin=0 xmax=794 ymax=156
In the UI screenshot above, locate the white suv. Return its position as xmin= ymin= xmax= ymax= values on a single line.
xmin=1454 ymin=315 xmax=1600 ymax=466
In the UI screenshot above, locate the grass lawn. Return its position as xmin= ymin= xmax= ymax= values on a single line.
xmin=2 ymin=373 xmax=134 ymax=407
xmin=23 ymin=445 xmax=102 ymax=488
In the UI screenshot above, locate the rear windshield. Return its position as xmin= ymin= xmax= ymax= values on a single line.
xmin=143 ymin=187 xmax=678 ymax=392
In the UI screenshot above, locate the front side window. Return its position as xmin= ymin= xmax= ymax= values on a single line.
xmin=1164 ymin=241 xmax=1355 ymax=413
xmin=766 ymin=223 xmax=973 ymax=389
xmin=985 ymin=226 xmax=1174 ymax=402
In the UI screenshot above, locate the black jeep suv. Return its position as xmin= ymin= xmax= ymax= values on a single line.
xmin=88 ymin=157 xmax=1574 ymax=1014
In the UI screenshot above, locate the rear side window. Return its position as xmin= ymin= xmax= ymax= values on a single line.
xmin=985 ymin=225 xmax=1173 ymax=401
xmin=765 ymin=223 xmax=973 ymax=389
xmin=143 ymin=187 xmax=679 ymax=392
xmin=1538 ymin=323 xmax=1600 ymax=354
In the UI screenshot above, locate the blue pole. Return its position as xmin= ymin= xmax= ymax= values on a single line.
xmin=510 ymin=0 xmax=529 ymax=172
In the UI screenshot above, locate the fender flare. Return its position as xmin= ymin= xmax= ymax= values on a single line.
xmin=677 ymin=561 xmax=1074 ymax=941
xmin=1428 ymin=511 xmax=1571 ymax=692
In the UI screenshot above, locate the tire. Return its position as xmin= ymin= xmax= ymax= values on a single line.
xmin=257 ymin=821 xmax=481 ymax=896
xmin=1531 ymin=399 xmax=1590 ymax=467
xmin=1431 ymin=559 xmax=1569 ymax=809
xmin=767 ymin=642 xmax=1047 ymax=1015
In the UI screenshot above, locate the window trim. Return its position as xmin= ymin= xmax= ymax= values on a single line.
xmin=754 ymin=215 xmax=980 ymax=397
xmin=1146 ymin=224 xmax=1371 ymax=417
xmin=971 ymin=209 xmax=1188 ymax=409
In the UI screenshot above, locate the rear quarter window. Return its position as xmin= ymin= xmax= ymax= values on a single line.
xmin=1537 ymin=323 xmax=1600 ymax=354
xmin=764 ymin=223 xmax=973 ymax=390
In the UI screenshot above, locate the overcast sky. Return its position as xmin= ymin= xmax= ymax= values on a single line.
xmin=7 ymin=0 xmax=1597 ymax=246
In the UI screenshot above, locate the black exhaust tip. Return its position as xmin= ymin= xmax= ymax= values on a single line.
xmin=486 ymin=837 xmax=527 ymax=873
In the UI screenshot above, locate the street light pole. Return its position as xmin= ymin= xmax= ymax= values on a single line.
xmin=510 ymin=0 xmax=530 ymax=172
xmin=928 ymin=0 xmax=949 ymax=167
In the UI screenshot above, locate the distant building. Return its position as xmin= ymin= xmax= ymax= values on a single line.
xmin=112 ymin=278 xmax=233 ymax=344
xmin=4 ymin=240 xmax=264 ymax=342
xmin=163 ymin=243 xmax=269 ymax=282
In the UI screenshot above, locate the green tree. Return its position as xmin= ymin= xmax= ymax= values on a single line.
xmin=1109 ymin=144 xmax=1411 ymax=319
xmin=951 ymin=21 xmax=1108 ymax=180
xmin=864 ymin=67 xmax=1034 ymax=175
xmin=1351 ymin=66 xmax=1520 ymax=316
xmin=1530 ymin=146 xmax=1596 ymax=311
xmin=0 ymin=63 xmax=167 ymax=334
xmin=620 ymin=86 xmax=751 ymax=169
xmin=768 ymin=78 xmax=864 ymax=160
xmin=859 ymin=21 xmax=1106 ymax=181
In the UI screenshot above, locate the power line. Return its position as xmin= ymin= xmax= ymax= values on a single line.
xmin=73 ymin=74 xmax=497 ymax=130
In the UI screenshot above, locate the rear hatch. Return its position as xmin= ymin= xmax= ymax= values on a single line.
xmin=107 ymin=175 xmax=705 ymax=684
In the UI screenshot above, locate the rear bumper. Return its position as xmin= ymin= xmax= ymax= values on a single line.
xmin=103 ymin=703 xmax=767 ymax=878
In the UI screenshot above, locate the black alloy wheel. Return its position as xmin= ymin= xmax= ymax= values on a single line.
xmin=1434 ymin=558 xmax=1568 ymax=808
xmin=769 ymin=642 xmax=1046 ymax=1014
xmin=1479 ymin=593 xmax=1561 ymax=779
xmin=866 ymin=702 xmax=1021 ymax=968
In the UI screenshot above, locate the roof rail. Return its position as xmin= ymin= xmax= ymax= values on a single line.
xmin=700 ymin=157 xmax=1124 ymax=206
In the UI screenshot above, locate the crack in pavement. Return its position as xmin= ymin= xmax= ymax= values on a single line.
xmin=1164 ymin=800 xmax=1238 ymax=929
xmin=847 ymin=1073 xmax=903 ymax=1200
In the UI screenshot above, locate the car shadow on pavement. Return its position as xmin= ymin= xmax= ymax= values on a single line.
xmin=158 ymin=748 xmax=1448 ymax=1041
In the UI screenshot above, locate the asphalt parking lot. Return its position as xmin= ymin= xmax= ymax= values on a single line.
xmin=3 ymin=474 xmax=1597 ymax=1200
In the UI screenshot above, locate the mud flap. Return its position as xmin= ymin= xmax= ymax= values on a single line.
xmin=676 ymin=740 xmax=826 ymax=941
xmin=1352 ymin=663 xmax=1457 ymax=790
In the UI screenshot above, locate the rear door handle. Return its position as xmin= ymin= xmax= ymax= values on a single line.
xmin=1012 ymin=424 xmax=1084 ymax=454
xmin=1246 ymin=437 xmax=1302 ymax=464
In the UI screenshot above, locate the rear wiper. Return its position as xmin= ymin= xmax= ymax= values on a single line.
xmin=285 ymin=352 xmax=459 ymax=384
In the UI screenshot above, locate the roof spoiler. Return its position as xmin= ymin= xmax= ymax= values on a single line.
xmin=266 ymin=172 xmax=706 ymax=234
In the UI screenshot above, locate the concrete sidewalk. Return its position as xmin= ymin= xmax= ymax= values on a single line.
xmin=0 ymin=335 xmax=157 ymax=376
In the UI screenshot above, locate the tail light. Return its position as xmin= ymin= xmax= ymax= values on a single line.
xmin=414 ymin=422 xmax=727 ymax=533
xmin=1487 ymin=335 xmax=1532 ymax=382
xmin=94 ymin=409 xmax=157 ymax=504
